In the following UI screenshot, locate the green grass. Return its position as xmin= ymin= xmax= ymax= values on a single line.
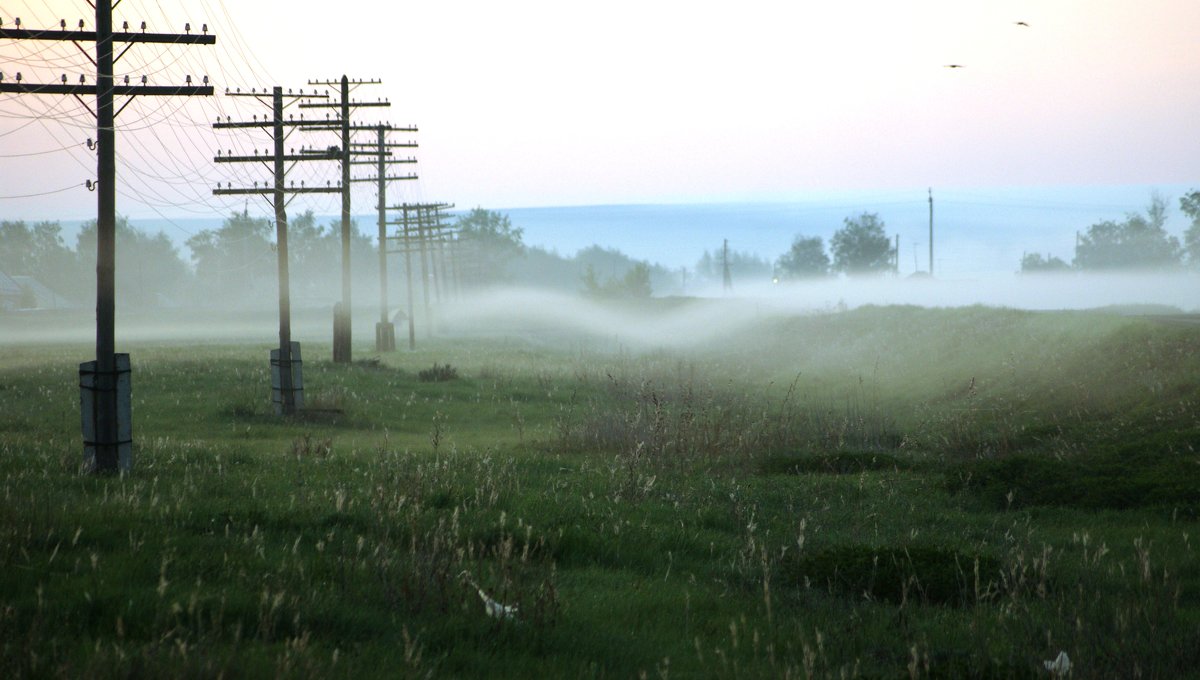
xmin=1 ymin=303 xmax=1198 ymax=677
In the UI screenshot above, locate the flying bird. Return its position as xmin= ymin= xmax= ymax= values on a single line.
xmin=1014 ymin=21 xmax=1030 ymax=27
xmin=943 ymin=64 xmax=965 ymax=69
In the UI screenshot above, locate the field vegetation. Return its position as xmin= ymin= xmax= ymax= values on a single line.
xmin=0 ymin=302 xmax=1198 ymax=677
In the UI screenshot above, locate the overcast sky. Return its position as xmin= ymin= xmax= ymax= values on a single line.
xmin=1 ymin=0 xmax=1198 ymax=221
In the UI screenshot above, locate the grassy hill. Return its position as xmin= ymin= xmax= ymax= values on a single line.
xmin=0 ymin=302 xmax=1197 ymax=677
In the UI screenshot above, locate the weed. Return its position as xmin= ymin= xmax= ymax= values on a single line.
xmin=419 ymin=363 xmax=459 ymax=382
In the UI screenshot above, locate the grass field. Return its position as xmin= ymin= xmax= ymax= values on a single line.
xmin=1 ymin=301 xmax=1198 ymax=678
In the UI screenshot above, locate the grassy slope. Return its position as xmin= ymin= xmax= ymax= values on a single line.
xmin=0 ymin=304 xmax=1197 ymax=678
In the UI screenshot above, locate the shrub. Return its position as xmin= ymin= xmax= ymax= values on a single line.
xmin=418 ymin=363 xmax=459 ymax=382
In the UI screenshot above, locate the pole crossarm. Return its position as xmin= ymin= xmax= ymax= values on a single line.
xmin=213 ymin=186 xmax=341 ymax=196
xmin=299 ymin=124 xmax=405 ymax=133
xmin=214 ymin=118 xmax=344 ymax=130
xmin=349 ymin=133 xmax=419 ymax=143
xmin=224 ymin=89 xmax=328 ymax=99
xmin=298 ymin=101 xmax=390 ymax=110
xmin=0 ymin=83 xmax=213 ymax=96
xmin=308 ymin=78 xmax=382 ymax=86
xmin=349 ymin=157 xmax=415 ymax=166
xmin=0 ymin=28 xmax=216 ymax=45
xmin=215 ymin=152 xmax=339 ymax=163
xmin=350 ymin=174 xmax=418 ymax=183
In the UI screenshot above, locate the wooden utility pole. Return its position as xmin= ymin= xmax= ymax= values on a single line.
xmin=928 ymin=187 xmax=934 ymax=277
xmin=300 ymin=77 xmax=391 ymax=362
xmin=345 ymin=127 xmax=418 ymax=351
xmin=722 ymin=239 xmax=732 ymax=293
xmin=0 ymin=10 xmax=215 ymax=473
xmin=213 ymin=87 xmax=342 ymax=414
xmin=385 ymin=202 xmax=454 ymax=347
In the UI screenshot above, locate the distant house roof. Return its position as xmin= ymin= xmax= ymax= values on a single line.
xmin=9 ymin=275 xmax=73 ymax=309
xmin=0 ymin=271 xmax=21 ymax=297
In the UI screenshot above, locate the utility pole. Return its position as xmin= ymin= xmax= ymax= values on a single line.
xmin=385 ymin=202 xmax=453 ymax=347
xmin=212 ymin=86 xmax=342 ymax=414
xmin=0 ymin=9 xmax=215 ymax=473
xmin=345 ymin=126 xmax=418 ymax=351
xmin=894 ymin=234 xmax=900 ymax=274
xmin=301 ymin=77 xmax=391 ymax=363
xmin=722 ymin=239 xmax=732 ymax=293
xmin=928 ymin=187 xmax=934 ymax=277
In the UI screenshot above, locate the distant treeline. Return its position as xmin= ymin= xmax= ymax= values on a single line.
xmin=1018 ymin=191 xmax=1200 ymax=273
xmin=7 ymin=190 xmax=1196 ymax=310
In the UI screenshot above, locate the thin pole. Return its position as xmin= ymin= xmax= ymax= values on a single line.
xmin=273 ymin=87 xmax=295 ymax=414
xmin=377 ymin=126 xmax=388 ymax=327
xmin=94 ymin=0 xmax=118 ymax=471
xmin=722 ymin=239 xmax=732 ymax=292
xmin=417 ymin=206 xmax=432 ymax=338
xmin=928 ymin=187 xmax=934 ymax=276
xmin=338 ymin=74 xmax=352 ymax=361
xmin=403 ymin=206 xmax=416 ymax=350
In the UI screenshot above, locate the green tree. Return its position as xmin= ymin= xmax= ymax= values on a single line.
xmin=1180 ymin=190 xmax=1200 ymax=266
xmin=831 ymin=213 xmax=894 ymax=275
xmin=580 ymin=260 xmax=653 ymax=298
xmin=695 ymin=247 xmax=771 ymax=283
xmin=186 ymin=212 xmax=273 ymax=302
xmin=1074 ymin=194 xmax=1181 ymax=270
xmin=1019 ymin=252 xmax=1071 ymax=274
xmin=77 ymin=216 xmax=191 ymax=307
xmin=776 ymin=235 xmax=829 ymax=279
xmin=0 ymin=221 xmax=36 ymax=274
xmin=0 ymin=220 xmax=80 ymax=298
xmin=454 ymin=208 xmax=524 ymax=286
xmin=620 ymin=262 xmax=653 ymax=298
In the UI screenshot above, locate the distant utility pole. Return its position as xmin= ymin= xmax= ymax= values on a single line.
xmin=894 ymin=234 xmax=900 ymax=274
xmin=386 ymin=202 xmax=453 ymax=347
xmin=300 ymin=77 xmax=391 ymax=363
xmin=722 ymin=239 xmax=732 ymax=293
xmin=347 ymin=126 xmax=418 ymax=351
xmin=928 ymin=187 xmax=934 ymax=277
xmin=212 ymin=86 xmax=343 ymax=414
xmin=0 ymin=8 xmax=215 ymax=473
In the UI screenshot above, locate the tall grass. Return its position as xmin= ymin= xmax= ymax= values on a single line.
xmin=0 ymin=305 xmax=1197 ymax=676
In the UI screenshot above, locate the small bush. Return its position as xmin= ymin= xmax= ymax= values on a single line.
xmin=782 ymin=544 xmax=1000 ymax=607
xmin=419 ymin=363 xmax=459 ymax=382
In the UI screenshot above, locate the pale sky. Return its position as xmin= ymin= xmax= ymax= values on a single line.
xmin=1 ymin=0 xmax=1198 ymax=221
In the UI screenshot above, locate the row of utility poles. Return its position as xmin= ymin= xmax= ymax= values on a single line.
xmin=0 ymin=8 xmax=469 ymax=468
xmin=210 ymin=78 xmax=423 ymax=413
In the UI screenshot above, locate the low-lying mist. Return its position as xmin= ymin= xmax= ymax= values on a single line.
xmin=1 ymin=269 xmax=1195 ymax=349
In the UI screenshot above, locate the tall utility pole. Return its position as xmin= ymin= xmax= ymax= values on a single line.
xmin=928 ymin=187 xmax=934 ymax=277
xmin=346 ymin=126 xmax=418 ymax=352
xmin=894 ymin=234 xmax=901 ymax=274
xmin=212 ymin=87 xmax=341 ymax=414
xmin=301 ymin=77 xmax=390 ymax=363
xmin=0 ymin=9 xmax=214 ymax=473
